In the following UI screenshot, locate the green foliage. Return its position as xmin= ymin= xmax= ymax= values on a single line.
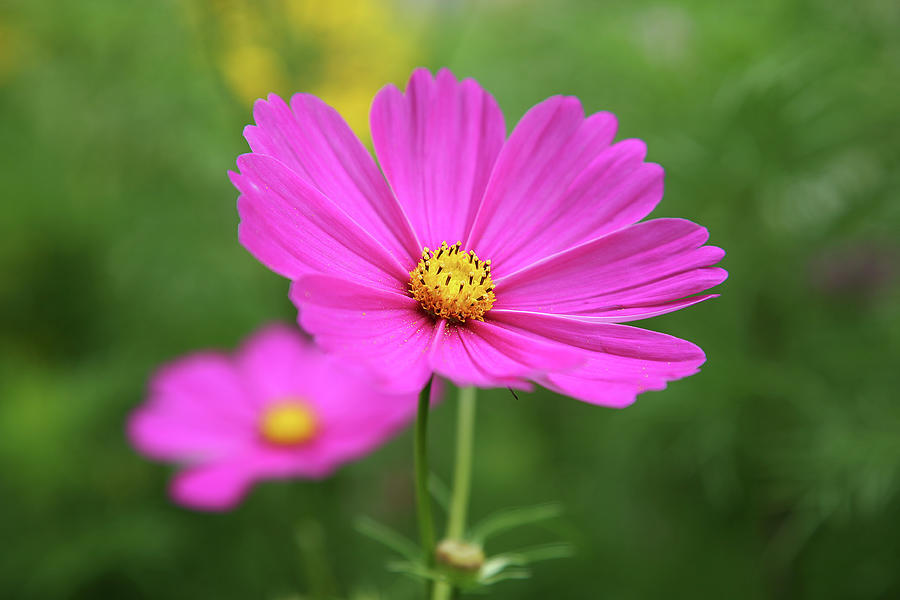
xmin=355 ymin=516 xmax=421 ymax=563
xmin=1 ymin=0 xmax=899 ymax=598
xmin=469 ymin=503 xmax=563 ymax=545
xmin=361 ymin=501 xmax=568 ymax=593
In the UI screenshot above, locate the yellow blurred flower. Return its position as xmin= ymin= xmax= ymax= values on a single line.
xmin=222 ymin=43 xmax=289 ymax=104
xmin=192 ymin=0 xmax=423 ymax=140
xmin=0 ymin=21 xmax=27 ymax=85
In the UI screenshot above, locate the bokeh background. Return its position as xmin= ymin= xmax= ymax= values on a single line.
xmin=2 ymin=0 xmax=899 ymax=598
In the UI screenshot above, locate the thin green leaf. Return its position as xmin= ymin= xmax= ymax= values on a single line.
xmin=481 ymin=568 xmax=532 ymax=585
xmin=469 ymin=503 xmax=563 ymax=543
xmin=510 ymin=542 xmax=574 ymax=563
xmin=478 ymin=544 xmax=572 ymax=580
xmin=354 ymin=516 xmax=419 ymax=561
xmin=479 ymin=555 xmax=519 ymax=579
xmin=386 ymin=560 xmax=446 ymax=583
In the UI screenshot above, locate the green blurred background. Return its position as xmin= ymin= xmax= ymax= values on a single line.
xmin=2 ymin=0 xmax=899 ymax=598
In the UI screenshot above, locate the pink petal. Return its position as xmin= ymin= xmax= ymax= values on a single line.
xmin=233 ymin=154 xmax=409 ymax=291
xmin=429 ymin=319 xmax=585 ymax=388
xmin=466 ymin=96 xmax=618 ymax=274
xmin=511 ymin=140 xmax=664 ymax=262
xmin=370 ymin=68 xmax=506 ymax=248
xmin=494 ymin=218 xmax=726 ymax=320
xmin=127 ymin=408 xmax=251 ymax=461
xmin=290 ymin=274 xmax=437 ymax=393
xmin=235 ymin=323 xmax=318 ymax=405
xmin=239 ymin=373 xmax=420 ymax=481
xmin=308 ymin=403 xmax=415 ymax=471
xmin=539 ymin=373 xmax=662 ymax=409
xmin=237 ymin=199 xmax=310 ymax=279
xmin=244 ymin=94 xmax=420 ymax=262
xmin=490 ymin=310 xmax=706 ymax=407
xmin=426 ymin=320 xmax=493 ymax=387
xmin=143 ymin=354 xmax=258 ymax=424
xmin=128 ymin=354 xmax=258 ymax=459
xmin=170 ymin=460 xmax=257 ymax=511
xmin=238 ymin=324 xmax=420 ymax=438
xmin=490 ymin=295 xmax=719 ymax=324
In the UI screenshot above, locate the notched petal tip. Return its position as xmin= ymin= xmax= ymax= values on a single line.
xmin=241 ymin=123 xmax=258 ymax=142
xmin=407 ymin=66 xmax=438 ymax=88
xmin=249 ymin=93 xmax=287 ymax=123
xmin=540 ymin=94 xmax=584 ymax=115
xmin=265 ymin=91 xmax=287 ymax=105
xmin=287 ymin=92 xmax=334 ymax=119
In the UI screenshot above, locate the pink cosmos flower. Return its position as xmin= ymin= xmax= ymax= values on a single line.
xmin=128 ymin=324 xmax=418 ymax=510
xmin=232 ymin=68 xmax=727 ymax=407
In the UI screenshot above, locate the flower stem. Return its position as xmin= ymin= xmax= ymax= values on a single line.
xmin=433 ymin=387 xmax=478 ymax=600
xmin=447 ymin=386 xmax=477 ymax=540
xmin=414 ymin=378 xmax=436 ymax=574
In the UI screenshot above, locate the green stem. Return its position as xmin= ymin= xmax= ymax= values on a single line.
xmin=414 ymin=378 xmax=436 ymax=574
xmin=446 ymin=387 xmax=477 ymax=540
xmin=295 ymin=519 xmax=336 ymax=600
xmin=433 ymin=387 xmax=478 ymax=600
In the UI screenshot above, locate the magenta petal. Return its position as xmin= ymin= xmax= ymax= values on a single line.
xmin=429 ymin=320 xmax=583 ymax=388
xmin=491 ymin=310 xmax=706 ymax=407
xmin=424 ymin=321 xmax=491 ymax=387
xmin=514 ymin=140 xmax=664 ymax=261
xmin=540 ymin=373 xmax=659 ymax=409
xmin=233 ymin=154 xmax=409 ymax=290
xmin=494 ymin=218 xmax=726 ymax=320
xmin=170 ymin=460 xmax=256 ymax=511
xmin=244 ymin=93 xmax=420 ymax=262
xmin=131 ymin=323 xmax=424 ymax=512
xmin=466 ymin=95 xmax=618 ymax=274
xmin=128 ymin=354 xmax=257 ymax=460
xmin=371 ymin=68 xmax=506 ymax=247
xmin=140 ymin=355 xmax=257 ymax=426
xmin=244 ymin=370 xmax=421 ymax=479
xmin=237 ymin=325 xmax=419 ymax=436
xmin=145 ymin=354 xmax=257 ymax=419
xmin=128 ymin=408 xmax=251 ymax=461
xmin=491 ymin=295 xmax=719 ymax=324
xmin=291 ymin=274 xmax=437 ymax=393
xmin=236 ymin=323 xmax=400 ymax=421
xmin=235 ymin=324 xmax=320 ymax=405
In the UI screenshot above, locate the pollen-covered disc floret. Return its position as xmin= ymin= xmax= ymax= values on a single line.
xmin=409 ymin=241 xmax=495 ymax=323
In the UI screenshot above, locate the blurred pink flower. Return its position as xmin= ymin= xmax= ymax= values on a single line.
xmin=128 ymin=324 xmax=418 ymax=511
xmin=232 ymin=68 xmax=727 ymax=407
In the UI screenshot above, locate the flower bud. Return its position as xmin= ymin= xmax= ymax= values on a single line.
xmin=435 ymin=538 xmax=485 ymax=574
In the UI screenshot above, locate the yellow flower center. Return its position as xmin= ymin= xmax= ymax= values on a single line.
xmin=259 ymin=400 xmax=318 ymax=446
xmin=409 ymin=241 xmax=495 ymax=323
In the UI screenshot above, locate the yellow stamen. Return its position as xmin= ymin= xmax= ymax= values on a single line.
xmin=259 ymin=400 xmax=318 ymax=446
xmin=409 ymin=241 xmax=495 ymax=323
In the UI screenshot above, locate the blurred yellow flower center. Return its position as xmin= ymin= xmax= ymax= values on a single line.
xmin=259 ymin=400 xmax=318 ymax=446
xmin=409 ymin=242 xmax=495 ymax=323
